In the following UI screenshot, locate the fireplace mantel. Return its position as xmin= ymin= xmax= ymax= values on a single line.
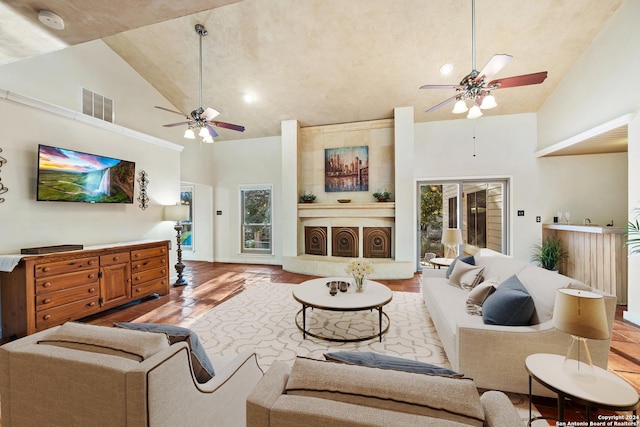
xmin=298 ymin=202 xmax=395 ymax=218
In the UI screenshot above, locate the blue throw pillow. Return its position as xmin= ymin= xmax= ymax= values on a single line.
xmin=324 ymin=351 xmax=463 ymax=377
xmin=481 ymin=275 xmax=535 ymax=326
xmin=446 ymin=255 xmax=475 ymax=279
xmin=115 ymin=322 xmax=215 ymax=383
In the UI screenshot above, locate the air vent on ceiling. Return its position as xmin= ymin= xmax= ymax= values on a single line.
xmin=81 ymin=87 xmax=114 ymax=123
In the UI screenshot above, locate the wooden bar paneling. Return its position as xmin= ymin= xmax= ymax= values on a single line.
xmin=542 ymin=225 xmax=627 ymax=304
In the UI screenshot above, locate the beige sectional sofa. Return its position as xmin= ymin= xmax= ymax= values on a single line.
xmin=247 ymin=357 xmax=525 ymax=426
xmin=422 ymin=249 xmax=616 ymax=396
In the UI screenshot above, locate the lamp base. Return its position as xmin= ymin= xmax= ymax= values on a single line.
xmin=173 ymin=223 xmax=188 ymax=287
xmin=563 ymin=336 xmax=596 ymax=382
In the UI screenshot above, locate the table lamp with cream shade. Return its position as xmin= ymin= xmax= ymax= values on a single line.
xmin=164 ymin=204 xmax=190 ymax=286
xmin=552 ymin=288 xmax=609 ymax=379
xmin=441 ymin=228 xmax=462 ymax=259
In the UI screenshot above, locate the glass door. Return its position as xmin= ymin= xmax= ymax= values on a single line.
xmin=417 ymin=179 xmax=509 ymax=270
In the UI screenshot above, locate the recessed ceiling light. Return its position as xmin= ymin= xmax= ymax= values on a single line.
xmin=439 ymin=63 xmax=454 ymax=76
xmin=38 ymin=10 xmax=65 ymax=30
xmin=243 ymin=92 xmax=255 ymax=103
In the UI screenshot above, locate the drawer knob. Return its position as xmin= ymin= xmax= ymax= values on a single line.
xmin=134 ymin=276 xmax=140 ymax=281
xmin=135 ymin=253 xmax=140 ymax=258
xmin=42 ymin=282 xmax=51 ymax=288
xmin=89 ymin=287 xmax=96 ymax=293
xmin=88 ymin=260 xmax=95 ymax=265
xmin=43 ymin=267 xmax=51 ymax=272
xmin=43 ymin=314 xmax=51 ymax=321
xmin=136 ymin=288 xmax=141 ymax=292
xmin=88 ymin=302 xmax=96 ymax=307
xmin=113 ymin=256 xmax=119 ymax=261
xmin=88 ymin=274 xmax=96 ymax=279
xmin=161 ymin=248 xmax=166 ymax=253
xmin=43 ymin=298 xmax=51 ymax=304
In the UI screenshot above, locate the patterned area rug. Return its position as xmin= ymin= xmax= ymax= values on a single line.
xmin=189 ymin=281 xmax=539 ymax=424
xmin=189 ymin=282 xmax=448 ymax=370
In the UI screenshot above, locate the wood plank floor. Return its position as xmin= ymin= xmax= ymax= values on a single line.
xmin=82 ymin=261 xmax=639 ymax=424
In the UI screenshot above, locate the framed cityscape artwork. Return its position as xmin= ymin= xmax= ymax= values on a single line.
xmin=324 ymin=146 xmax=369 ymax=192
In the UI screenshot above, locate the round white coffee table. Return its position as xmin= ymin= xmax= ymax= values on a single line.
xmin=292 ymin=277 xmax=393 ymax=342
xmin=525 ymin=353 xmax=639 ymax=425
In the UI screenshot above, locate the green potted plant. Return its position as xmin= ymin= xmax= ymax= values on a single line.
xmin=626 ymin=218 xmax=640 ymax=254
xmin=372 ymin=190 xmax=391 ymax=202
xmin=300 ymin=192 xmax=316 ymax=203
xmin=530 ymin=236 xmax=567 ymax=271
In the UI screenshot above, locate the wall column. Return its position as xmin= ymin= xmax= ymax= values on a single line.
xmin=394 ymin=106 xmax=415 ymax=266
xmin=281 ymin=120 xmax=300 ymax=258
xmin=625 ymin=112 xmax=640 ymax=326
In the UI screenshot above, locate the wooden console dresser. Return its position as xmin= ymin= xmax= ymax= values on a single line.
xmin=0 ymin=240 xmax=170 ymax=340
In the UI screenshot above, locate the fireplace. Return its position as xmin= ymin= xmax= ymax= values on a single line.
xmin=331 ymin=227 xmax=359 ymax=258
xmin=304 ymin=226 xmax=327 ymax=256
xmin=363 ymin=227 xmax=391 ymax=258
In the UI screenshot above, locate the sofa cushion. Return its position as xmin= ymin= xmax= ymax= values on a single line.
xmin=465 ymin=278 xmax=498 ymax=315
xmin=515 ymin=265 xmax=589 ymax=324
xmin=37 ymin=322 xmax=169 ymax=362
xmin=285 ymin=357 xmax=485 ymax=427
xmin=324 ymin=351 xmax=463 ymax=378
xmin=446 ymin=255 xmax=475 ymax=279
xmin=482 ymin=275 xmax=535 ymax=326
xmin=115 ymin=322 xmax=215 ymax=383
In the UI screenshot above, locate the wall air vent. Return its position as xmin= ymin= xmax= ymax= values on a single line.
xmin=81 ymin=87 xmax=113 ymax=123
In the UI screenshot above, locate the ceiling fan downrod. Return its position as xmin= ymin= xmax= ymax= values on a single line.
xmin=195 ymin=24 xmax=208 ymax=111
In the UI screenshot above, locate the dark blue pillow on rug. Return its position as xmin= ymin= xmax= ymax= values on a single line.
xmin=481 ymin=275 xmax=535 ymax=326
xmin=446 ymin=255 xmax=475 ymax=279
xmin=114 ymin=322 xmax=215 ymax=383
xmin=324 ymin=351 xmax=463 ymax=377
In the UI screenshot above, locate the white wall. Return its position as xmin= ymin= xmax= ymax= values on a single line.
xmin=537 ymin=0 xmax=640 ymax=149
xmin=414 ymin=114 xmax=627 ymax=261
xmin=537 ymin=0 xmax=639 ymax=323
xmin=0 ymin=40 xmax=184 ymax=258
xmin=210 ymin=136 xmax=283 ymax=264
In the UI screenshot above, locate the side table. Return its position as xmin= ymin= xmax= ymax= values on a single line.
xmin=525 ymin=353 xmax=639 ymax=426
xmin=429 ymin=257 xmax=453 ymax=269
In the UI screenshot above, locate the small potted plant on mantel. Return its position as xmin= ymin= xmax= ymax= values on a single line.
xmin=372 ymin=190 xmax=391 ymax=202
xmin=300 ymin=192 xmax=316 ymax=203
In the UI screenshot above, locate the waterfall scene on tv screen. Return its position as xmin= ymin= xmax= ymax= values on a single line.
xmin=37 ymin=145 xmax=135 ymax=203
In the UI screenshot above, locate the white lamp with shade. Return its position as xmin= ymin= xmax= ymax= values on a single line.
xmin=441 ymin=228 xmax=463 ymax=259
xmin=164 ymin=204 xmax=190 ymax=286
xmin=552 ymin=288 xmax=610 ymax=379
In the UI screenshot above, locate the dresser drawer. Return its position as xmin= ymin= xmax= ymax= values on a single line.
xmin=36 ymin=297 xmax=101 ymax=331
xmin=132 ymin=277 xmax=169 ymax=297
xmin=99 ymin=251 xmax=130 ymax=267
xmin=131 ymin=255 xmax=168 ymax=273
xmin=131 ymin=245 xmax=168 ymax=261
xmin=34 ymin=257 xmax=99 ymax=278
xmin=35 ymin=269 xmax=99 ymax=295
xmin=35 ymin=284 xmax=98 ymax=311
xmin=132 ymin=266 xmax=168 ymax=284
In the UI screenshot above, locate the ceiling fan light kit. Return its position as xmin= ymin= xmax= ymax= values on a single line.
xmin=420 ymin=0 xmax=547 ymax=120
xmin=155 ymin=24 xmax=245 ymax=142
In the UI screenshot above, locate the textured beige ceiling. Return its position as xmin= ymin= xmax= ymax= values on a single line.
xmin=0 ymin=0 xmax=626 ymax=145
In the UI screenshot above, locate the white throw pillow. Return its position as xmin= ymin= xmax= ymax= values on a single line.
xmin=449 ymin=261 xmax=485 ymax=290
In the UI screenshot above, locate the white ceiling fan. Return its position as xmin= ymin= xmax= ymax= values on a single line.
xmin=420 ymin=0 xmax=548 ymax=119
xmin=155 ymin=24 xmax=245 ymax=142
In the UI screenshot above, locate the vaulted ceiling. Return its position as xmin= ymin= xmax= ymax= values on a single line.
xmin=0 ymin=0 xmax=625 ymax=142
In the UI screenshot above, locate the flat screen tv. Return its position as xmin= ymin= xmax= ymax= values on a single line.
xmin=37 ymin=144 xmax=135 ymax=203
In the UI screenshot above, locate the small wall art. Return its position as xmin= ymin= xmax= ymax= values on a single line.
xmin=0 ymin=148 xmax=7 ymax=203
xmin=324 ymin=146 xmax=368 ymax=192
xmin=137 ymin=170 xmax=149 ymax=210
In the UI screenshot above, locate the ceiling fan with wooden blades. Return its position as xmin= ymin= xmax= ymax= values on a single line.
xmin=420 ymin=0 xmax=548 ymax=119
xmin=155 ymin=24 xmax=245 ymax=142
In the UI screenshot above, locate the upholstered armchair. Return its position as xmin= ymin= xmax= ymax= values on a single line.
xmin=0 ymin=322 xmax=263 ymax=427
